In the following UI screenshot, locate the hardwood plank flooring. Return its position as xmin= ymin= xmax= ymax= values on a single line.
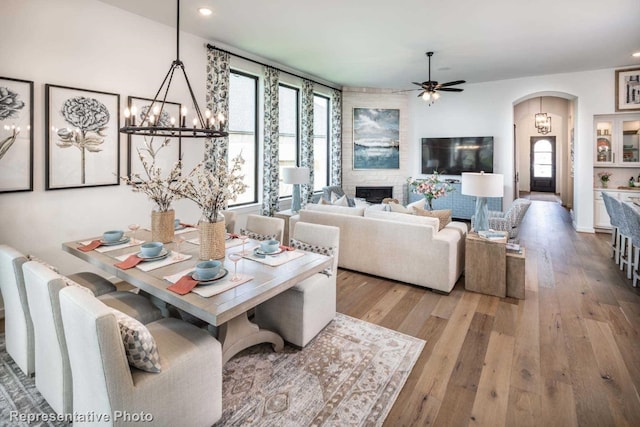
xmin=337 ymin=200 xmax=640 ymax=426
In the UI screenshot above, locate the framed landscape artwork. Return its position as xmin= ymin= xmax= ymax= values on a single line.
xmin=615 ymin=67 xmax=640 ymax=112
xmin=353 ymin=108 xmax=400 ymax=170
xmin=0 ymin=77 xmax=33 ymax=193
xmin=127 ymin=96 xmax=182 ymax=182
xmin=45 ymin=84 xmax=120 ymax=190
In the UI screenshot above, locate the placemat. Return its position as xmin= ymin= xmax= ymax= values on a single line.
xmin=115 ymin=251 xmax=191 ymax=271
xmin=164 ymin=267 xmax=252 ymax=297
xmin=79 ymin=238 xmax=144 ymax=253
xmin=242 ymin=247 xmax=306 ymax=267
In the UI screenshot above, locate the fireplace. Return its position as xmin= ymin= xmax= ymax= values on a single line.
xmin=355 ymin=186 xmax=393 ymax=204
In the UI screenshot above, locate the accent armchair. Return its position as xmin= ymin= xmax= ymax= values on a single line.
xmin=59 ymin=285 xmax=222 ymax=426
xmin=255 ymin=222 xmax=340 ymax=347
xmin=472 ymin=198 xmax=531 ymax=239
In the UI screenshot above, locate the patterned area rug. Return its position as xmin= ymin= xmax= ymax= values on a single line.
xmin=216 ymin=314 xmax=425 ymax=426
xmin=0 ymin=314 xmax=423 ymax=427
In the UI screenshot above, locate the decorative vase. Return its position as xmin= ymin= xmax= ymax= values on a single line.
xmin=425 ymin=198 xmax=434 ymax=211
xmin=199 ymin=213 xmax=226 ymax=260
xmin=601 ymin=181 xmax=608 ymax=188
xmin=151 ymin=209 xmax=175 ymax=243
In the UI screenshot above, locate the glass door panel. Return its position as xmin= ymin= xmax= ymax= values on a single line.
xmin=622 ymin=120 xmax=640 ymax=163
xmin=596 ymin=120 xmax=613 ymax=163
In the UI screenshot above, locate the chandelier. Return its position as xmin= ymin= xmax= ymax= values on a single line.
xmin=535 ymin=97 xmax=551 ymax=135
xmin=119 ymin=0 xmax=227 ymax=139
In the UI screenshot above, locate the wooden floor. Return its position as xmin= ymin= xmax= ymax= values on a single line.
xmin=336 ymin=200 xmax=640 ymax=427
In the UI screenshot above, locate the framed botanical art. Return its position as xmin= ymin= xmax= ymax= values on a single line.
xmin=127 ymin=96 xmax=182 ymax=182
xmin=615 ymin=67 xmax=640 ymax=112
xmin=45 ymin=84 xmax=120 ymax=190
xmin=0 ymin=77 xmax=34 ymax=193
xmin=353 ymin=108 xmax=400 ymax=170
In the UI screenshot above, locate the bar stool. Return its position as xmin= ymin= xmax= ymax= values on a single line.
xmin=610 ymin=197 xmax=633 ymax=278
xmin=601 ymin=192 xmax=619 ymax=261
xmin=621 ymin=201 xmax=640 ymax=286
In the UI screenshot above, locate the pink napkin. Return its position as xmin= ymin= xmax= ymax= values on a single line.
xmin=167 ymin=275 xmax=199 ymax=295
xmin=180 ymin=222 xmax=196 ymax=228
xmin=78 ymin=240 xmax=102 ymax=252
xmin=229 ymin=233 xmax=240 ymax=239
xmin=114 ymin=254 xmax=143 ymax=269
xmin=280 ymin=245 xmax=295 ymax=251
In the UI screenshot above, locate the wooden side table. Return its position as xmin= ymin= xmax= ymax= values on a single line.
xmin=465 ymin=233 xmax=507 ymax=297
xmin=274 ymin=209 xmax=295 ymax=245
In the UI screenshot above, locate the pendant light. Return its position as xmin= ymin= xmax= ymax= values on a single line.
xmin=119 ymin=0 xmax=227 ymax=139
xmin=535 ymin=97 xmax=551 ymax=135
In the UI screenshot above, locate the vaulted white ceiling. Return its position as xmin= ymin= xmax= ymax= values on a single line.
xmin=99 ymin=0 xmax=640 ymax=89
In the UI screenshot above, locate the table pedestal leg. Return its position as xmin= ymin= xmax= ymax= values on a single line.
xmin=219 ymin=312 xmax=284 ymax=364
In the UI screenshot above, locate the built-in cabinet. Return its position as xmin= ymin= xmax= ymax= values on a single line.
xmin=594 ymin=114 xmax=640 ymax=166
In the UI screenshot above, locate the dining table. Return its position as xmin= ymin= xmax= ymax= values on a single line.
xmin=62 ymin=227 xmax=333 ymax=363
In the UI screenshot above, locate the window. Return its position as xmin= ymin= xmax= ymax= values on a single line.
xmin=533 ymin=139 xmax=553 ymax=178
xmin=278 ymin=84 xmax=299 ymax=197
xmin=313 ymin=94 xmax=330 ymax=192
xmin=227 ymin=70 xmax=258 ymax=205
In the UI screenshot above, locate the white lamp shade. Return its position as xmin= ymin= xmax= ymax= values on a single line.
xmin=282 ymin=167 xmax=310 ymax=184
xmin=461 ymin=172 xmax=504 ymax=197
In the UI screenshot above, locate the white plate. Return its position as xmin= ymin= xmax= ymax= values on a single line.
xmin=254 ymin=247 xmax=284 ymax=256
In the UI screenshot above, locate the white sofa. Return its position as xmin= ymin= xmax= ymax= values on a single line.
xmin=290 ymin=203 xmax=467 ymax=293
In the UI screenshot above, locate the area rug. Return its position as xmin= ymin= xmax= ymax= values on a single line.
xmin=0 ymin=314 xmax=424 ymax=427
xmin=215 ymin=314 xmax=425 ymax=426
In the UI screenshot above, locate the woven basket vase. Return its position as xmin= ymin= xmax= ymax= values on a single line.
xmin=199 ymin=217 xmax=226 ymax=260
xmin=151 ymin=209 xmax=175 ymax=243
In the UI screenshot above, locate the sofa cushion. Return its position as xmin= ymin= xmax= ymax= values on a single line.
xmin=111 ymin=309 xmax=161 ymax=373
xmin=413 ymin=207 xmax=452 ymax=230
xmin=364 ymin=209 xmax=440 ymax=229
xmin=305 ymin=204 xmax=365 ymax=216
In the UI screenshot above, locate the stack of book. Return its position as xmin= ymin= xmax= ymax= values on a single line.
xmin=478 ymin=230 xmax=507 ymax=240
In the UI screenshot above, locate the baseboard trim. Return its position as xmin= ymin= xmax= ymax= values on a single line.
xmin=574 ymin=223 xmax=595 ymax=233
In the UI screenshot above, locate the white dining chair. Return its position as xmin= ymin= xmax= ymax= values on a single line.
xmin=59 ymin=285 xmax=222 ymax=426
xmin=221 ymin=209 xmax=237 ymax=233
xmin=255 ymin=222 xmax=340 ymax=347
xmin=22 ymin=261 xmax=163 ymax=415
xmin=243 ymin=214 xmax=285 ymax=242
xmin=0 ymin=244 xmax=119 ymax=376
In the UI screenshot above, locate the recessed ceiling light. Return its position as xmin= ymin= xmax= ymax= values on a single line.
xmin=198 ymin=7 xmax=213 ymax=16
xmin=633 ymin=51 xmax=640 ymax=58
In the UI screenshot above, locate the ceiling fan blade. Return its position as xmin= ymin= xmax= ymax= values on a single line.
xmin=412 ymin=82 xmax=424 ymax=87
xmin=417 ymin=91 xmax=425 ymax=98
xmin=393 ymin=88 xmax=421 ymax=93
xmin=438 ymin=88 xmax=464 ymax=92
xmin=438 ymin=80 xmax=466 ymax=88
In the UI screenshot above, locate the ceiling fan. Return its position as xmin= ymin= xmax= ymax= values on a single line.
xmin=405 ymin=52 xmax=466 ymax=105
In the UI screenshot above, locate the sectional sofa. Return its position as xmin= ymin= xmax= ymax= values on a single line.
xmin=290 ymin=203 xmax=468 ymax=293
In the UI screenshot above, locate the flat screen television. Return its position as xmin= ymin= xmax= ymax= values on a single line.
xmin=421 ymin=136 xmax=494 ymax=175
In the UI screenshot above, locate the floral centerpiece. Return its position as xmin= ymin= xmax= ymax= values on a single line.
xmin=121 ymin=137 xmax=181 ymax=242
xmin=597 ymin=171 xmax=612 ymax=188
xmin=173 ymin=153 xmax=247 ymax=259
xmin=408 ymin=171 xmax=455 ymax=210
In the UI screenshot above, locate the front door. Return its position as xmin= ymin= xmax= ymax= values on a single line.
xmin=530 ymin=136 xmax=556 ymax=192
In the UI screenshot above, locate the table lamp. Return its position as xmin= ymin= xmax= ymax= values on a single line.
xmin=461 ymin=172 xmax=504 ymax=232
xmin=282 ymin=166 xmax=310 ymax=213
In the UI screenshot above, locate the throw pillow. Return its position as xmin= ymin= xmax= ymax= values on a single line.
xmin=364 ymin=203 xmax=389 ymax=212
xmin=239 ymin=229 xmax=277 ymax=241
xmin=317 ymin=197 xmax=332 ymax=205
xmin=333 ymin=194 xmax=350 ymax=206
xmin=290 ymin=238 xmax=335 ymax=276
xmin=330 ymin=191 xmax=341 ymax=203
xmin=388 ymin=202 xmax=413 ymax=214
xmin=111 ymin=309 xmax=161 ymax=373
xmin=413 ymin=207 xmax=452 ymax=231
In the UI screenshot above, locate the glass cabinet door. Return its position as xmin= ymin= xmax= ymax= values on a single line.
xmin=595 ymin=120 xmax=613 ymax=163
xmin=622 ymin=119 xmax=640 ymax=164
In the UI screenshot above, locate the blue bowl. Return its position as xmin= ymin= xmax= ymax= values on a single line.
xmin=260 ymin=239 xmax=280 ymax=253
xmin=195 ymin=260 xmax=222 ymax=280
xmin=103 ymin=230 xmax=124 ymax=242
xmin=140 ymin=242 xmax=163 ymax=257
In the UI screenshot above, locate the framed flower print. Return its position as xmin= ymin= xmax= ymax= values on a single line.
xmin=0 ymin=77 xmax=34 ymax=193
xmin=45 ymin=84 xmax=120 ymax=190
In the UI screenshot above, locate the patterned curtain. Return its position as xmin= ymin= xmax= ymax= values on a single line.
xmin=330 ymin=89 xmax=342 ymax=186
xmin=300 ymin=79 xmax=314 ymax=206
xmin=262 ymin=66 xmax=280 ymax=216
xmin=205 ymin=48 xmax=230 ymax=167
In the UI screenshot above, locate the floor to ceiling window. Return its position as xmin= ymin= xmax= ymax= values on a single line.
xmin=228 ymin=70 xmax=258 ymax=205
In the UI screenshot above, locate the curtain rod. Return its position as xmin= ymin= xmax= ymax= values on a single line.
xmin=206 ymin=44 xmax=342 ymax=92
